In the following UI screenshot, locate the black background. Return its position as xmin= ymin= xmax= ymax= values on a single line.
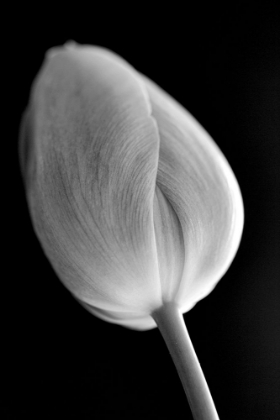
xmin=4 ymin=3 xmax=280 ymax=420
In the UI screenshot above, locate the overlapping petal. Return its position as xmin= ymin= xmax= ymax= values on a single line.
xmin=140 ymin=75 xmax=244 ymax=313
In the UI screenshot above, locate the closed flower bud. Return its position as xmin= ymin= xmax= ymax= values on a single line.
xmin=20 ymin=43 xmax=244 ymax=331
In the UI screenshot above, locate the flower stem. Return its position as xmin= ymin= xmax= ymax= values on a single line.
xmin=152 ymin=302 xmax=219 ymax=420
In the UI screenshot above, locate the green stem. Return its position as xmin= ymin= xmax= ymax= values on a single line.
xmin=152 ymin=302 xmax=219 ymax=420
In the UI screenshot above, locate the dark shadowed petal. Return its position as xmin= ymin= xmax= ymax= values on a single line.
xmin=153 ymin=186 xmax=185 ymax=302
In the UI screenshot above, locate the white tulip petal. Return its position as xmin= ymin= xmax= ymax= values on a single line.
xmin=81 ymin=301 xmax=157 ymax=330
xmin=140 ymin=74 xmax=244 ymax=311
xmin=24 ymin=46 xmax=164 ymax=316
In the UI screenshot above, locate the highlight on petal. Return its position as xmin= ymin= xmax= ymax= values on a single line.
xmin=23 ymin=45 xmax=164 ymax=324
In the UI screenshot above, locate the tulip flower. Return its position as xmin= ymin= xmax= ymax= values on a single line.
xmin=20 ymin=42 xmax=244 ymax=420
